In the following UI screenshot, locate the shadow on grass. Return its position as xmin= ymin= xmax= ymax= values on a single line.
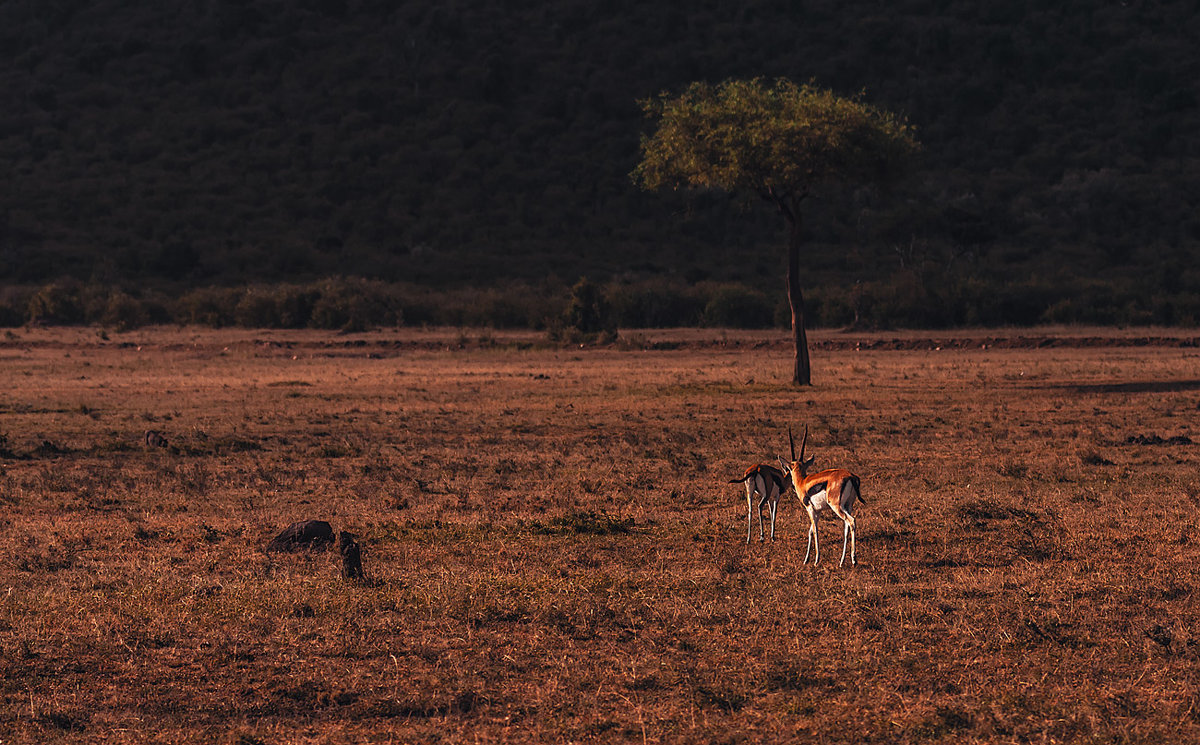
xmin=1038 ymin=379 xmax=1200 ymax=394
xmin=525 ymin=511 xmax=634 ymax=536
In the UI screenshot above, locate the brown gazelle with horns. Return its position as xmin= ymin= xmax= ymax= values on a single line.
xmin=779 ymin=426 xmax=865 ymax=566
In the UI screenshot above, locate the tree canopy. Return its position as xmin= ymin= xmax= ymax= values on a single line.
xmin=634 ymin=79 xmax=919 ymax=210
xmin=634 ymin=77 xmax=919 ymax=383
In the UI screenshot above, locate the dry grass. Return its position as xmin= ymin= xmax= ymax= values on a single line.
xmin=2 ymin=326 xmax=1199 ymax=743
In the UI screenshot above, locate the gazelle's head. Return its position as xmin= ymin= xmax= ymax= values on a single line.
xmin=778 ymin=425 xmax=815 ymax=480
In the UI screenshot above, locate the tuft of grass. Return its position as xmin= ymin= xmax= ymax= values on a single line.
xmin=996 ymin=459 xmax=1029 ymax=478
xmin=36 ymin=711 xmax=88 ymax=732
xmin=955 ymin=498 xmax=1040 ymax=523
xmin=692 ymin=685 xmax=748 ymax=713
xmin=1081 ymin=450 xmax=1115 ymax=466
xmin=762 ymin=666 xmax=836 ymax=692
xmin=527 ymin=510 xmax=634 ymax=536
xmin=16 ymin=543 xmax=76 ymax=572
xmin=913 ymin=706 xmax=974 ymax=738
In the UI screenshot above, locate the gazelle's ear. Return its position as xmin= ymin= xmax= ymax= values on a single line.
xmin=803 ymin=455 xmax=816 ymax=469
xmin=777 ymin=456 xmax=789 ymax=471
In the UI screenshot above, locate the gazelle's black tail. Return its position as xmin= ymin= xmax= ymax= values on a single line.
xmin=851 ymin=475 xmax=866 ymax=505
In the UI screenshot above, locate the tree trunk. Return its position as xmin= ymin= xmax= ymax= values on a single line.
xmin=786 ymin=211 xmax=811 ymax=385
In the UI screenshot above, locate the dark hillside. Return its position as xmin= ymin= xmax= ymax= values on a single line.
xmin=0 ymin=0 xmax=1198 ymax=322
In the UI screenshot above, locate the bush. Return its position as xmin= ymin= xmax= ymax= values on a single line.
xmin=27 ymin=281 xmax=85 ymax=324
xmin=0 ymin=287 xmax=33 ymax=327
xmin=2 ymin=273 xmax=1192 ymax=332
xmin=609 ymin=281 xmax=705 ymax=328
xmin=806 ymin=287 xmax=852 ymax=328
xmin=234 ymin=288 xmax=280 ymax=327
xmin=308 ymin=278 xmax=399 ymax=331
xmin=701 ymin=286 xmax=775 ymax=328
xmin=562 ymin=277 xmax=614 ymax=334
xmin=101 ymin=291 xmax=150 ymax=330
xmin=1149 ymin=293 xmax=1200 ymax=326
xmin=394 ymin=294 xmax=440 ymax=326
xmin=456 ymin=285 xmax=560 ymax=329
xmin=176 ymin=286 xmax=242 ymax=327
xmin=274 ymin=285 xmax=320 ymax=328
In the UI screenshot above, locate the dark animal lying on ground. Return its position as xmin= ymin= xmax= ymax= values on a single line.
xmin=266 ymin=520 xmax=334 ymax=552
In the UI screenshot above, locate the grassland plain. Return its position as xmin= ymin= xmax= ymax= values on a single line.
xmin=1 ymin=326 xmax=1199 ymax=744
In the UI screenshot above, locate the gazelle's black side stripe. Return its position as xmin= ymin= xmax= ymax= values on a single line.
xmin=766 ymin=471 xmax=784 ymax=493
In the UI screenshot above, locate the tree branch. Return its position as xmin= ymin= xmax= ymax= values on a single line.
xmin=764 ymin=186 xmax=795 ymax=223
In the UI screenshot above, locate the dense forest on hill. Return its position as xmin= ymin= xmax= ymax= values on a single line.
xmin=1 ymin=0 xmax=1198 ymax=328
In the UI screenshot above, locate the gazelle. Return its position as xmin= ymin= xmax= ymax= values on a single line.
xmin=779 ymin=426 xmax=865 ymax=566
xmin=728 ymin=462 xmax=790 ymax=543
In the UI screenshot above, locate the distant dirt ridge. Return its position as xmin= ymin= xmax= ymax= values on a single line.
xmin=1 ymin=330 xmax=1197 ymax=355
xmin=295 ymin=332 xmax=1200 ymax=353
xmin=656 ymin=333 xmax=1200 ymax=352
xmin=810 ymin=335 xmax=1200 ymax=352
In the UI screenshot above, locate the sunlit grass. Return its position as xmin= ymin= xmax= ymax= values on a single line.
xmin=1 ymin=327 xmax=1199 ymax=742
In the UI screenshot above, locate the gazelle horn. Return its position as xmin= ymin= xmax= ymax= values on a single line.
xmin=789 ymin=426 xmax=796 ymax=460
xmin=800 ymin=424 xmax=809 ymax=462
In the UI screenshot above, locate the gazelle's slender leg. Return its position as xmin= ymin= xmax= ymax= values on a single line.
xmin=843 ymin=481 xmax=858 ymax=566
xmin=759 ymin=475 xmax=775 ymax=541
xmin=746 ymin=482 xmax=755 ymax=543
xmin=827 ymin=495 xmax=857 ymax=567
xmin=802 ymin=504 xmax=817 ymax=563
xmin=806 ymin=511 xmax=816 ymax=563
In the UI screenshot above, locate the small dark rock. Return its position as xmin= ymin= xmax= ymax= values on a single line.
xmin=266 ymin=520 xmax=334 ymax=552
xmin=144 ymin=429 xmax=169 ymax=448
xmin=339 ymin=531 xmax=363 ymax=580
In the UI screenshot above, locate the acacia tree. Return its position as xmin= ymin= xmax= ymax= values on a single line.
xmin=633 ymin=78 xmax=919 ymax=384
